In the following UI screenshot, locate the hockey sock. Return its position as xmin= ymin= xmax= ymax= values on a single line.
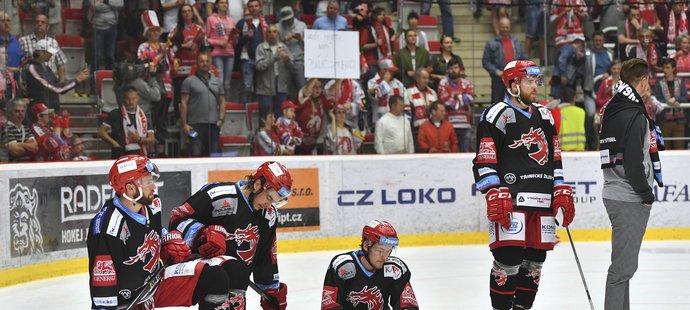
xmin=513 ymin=249 xmax=547 ymax=309
xmin=194 ymin=265 xmax=230 ymax=310
xmin=489 ymin=260 xmax=520 ymax=310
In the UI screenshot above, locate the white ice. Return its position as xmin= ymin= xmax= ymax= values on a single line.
xmin=1 ymin=241 xmax=689 ymax=309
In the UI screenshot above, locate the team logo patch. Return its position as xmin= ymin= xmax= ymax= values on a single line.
xmin=384 ymin=264 xmax=402 ymax=280
xmin=123 ymin=230 xmax=160 ymax=273
xmin=504 ymin=173 xmax=516 ymax=184
xmin=229 ymin=224 xmax=259 ymax=264
xmin=526 ymin=269 xmax=541 ymax=285
xmin=322 ymin=285 xmax=339 ymax=308
xmin=92 ymin=255 xmax=117 ymax=286
xmin=212 ymin=198 xmax=238 ymax=217
xmin=207 ymin=185 xmax=236 ymax=199
xmin=492 ymin=268 xmax=507 ymax=286
xmin=119 ymin=289 xmax=131 ymax=300
xmin=338 ymin=262 xmax=356 ymax=280
xmin=400 ymin=282 xmax=418 ymax=307
xmin=476 ymin=138 xmax=498 ymax=164
xmin=500 ymin=218 xmax=524 ymax=235
xmin=347 ymin=286 xmax=383 ymax=310
xmin=150 ymin=197 xmax=162 ymax=214
xmin=508 ymin=127 xmax=549 ymax=165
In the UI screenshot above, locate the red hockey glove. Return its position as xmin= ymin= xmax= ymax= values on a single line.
xmin=486 ymin=187 xmax=513 ymax=229
xmin=161 ymin=230 xmax=191 ymax=265
xmin=260 ymin=282 xmax=287 ymax=310
xmin=198 ymin=225 xmax=228 ymax=258
xmin=552 ymin=184 xmax=575 ymax=227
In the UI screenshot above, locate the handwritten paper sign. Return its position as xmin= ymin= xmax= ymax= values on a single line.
xmin=304 ymin=29 xmax=360 ymax=79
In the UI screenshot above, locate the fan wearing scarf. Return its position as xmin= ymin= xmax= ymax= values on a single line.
xmin=98 ymin=87 xmax=155 ymax=159
xmin=599 ymin=58 xmax=665 ymax=310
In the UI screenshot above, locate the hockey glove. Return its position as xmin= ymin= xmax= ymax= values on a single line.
xmin=198 ymin=225 xmax=229 ymax=258
xmin=260 ymin=282 xmax=287 ymax=310
xmin=485 ymin=187 xmax=513 ymax=229
xmin=552 ymin=184 xmax=575 ymax=227
xmin=161 ymin=230 xmax=191 ymax=265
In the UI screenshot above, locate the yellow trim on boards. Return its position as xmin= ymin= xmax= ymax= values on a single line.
xmin=1 ymin=228 xmax=688 ymax=288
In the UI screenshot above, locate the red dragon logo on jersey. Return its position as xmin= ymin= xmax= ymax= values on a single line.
xmin=228 ymin=224 xmax=259 ymax=264
xmin=347 ymin=286 xmax=383 ymax=310
xmin=525 ymin=269 xmax=541 ymax=285
xmin=215 ymin=292 xmax=245 ymax=310
xmin=508 ymin=127 xmax=548 ymax=165
xmin=492 ymin=269 xmax=508 ymax=286
xmin=123 ymin=230 xmax=160 ymax=273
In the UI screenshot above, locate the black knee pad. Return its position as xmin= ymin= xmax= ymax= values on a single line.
xmin=220 ymin=258 xmax=251 ymax=290
xmin=514 ymin=248 xmax=547 ymax=309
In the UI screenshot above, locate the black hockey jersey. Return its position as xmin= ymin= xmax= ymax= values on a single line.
xmin=321 ymin=250 xmax=419 ymax=310
xmin=87 ymin=195 xmax=163 ymax=309
xmin=472 ymin=100 xmax=564 ymax=212
xmin=169 ymin=181 xmax=280 ymax=288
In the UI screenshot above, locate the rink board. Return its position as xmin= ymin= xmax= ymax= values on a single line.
xmin=1 ymin=152 xmax=689 ymax=286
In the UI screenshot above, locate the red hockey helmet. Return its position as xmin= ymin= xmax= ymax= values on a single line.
xmin=502 ymin=60 xmax=543 ymax=89
xmin=362 ymin=220 xmax=399 ymax=247
xmin=254 ymin=161 xmax=293 ymax=208
xmin=108 ymin=155 xmax=159 ymax=195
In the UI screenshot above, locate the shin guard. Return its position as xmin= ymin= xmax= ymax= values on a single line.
xmin=513 ymin=260 xmax=544 ymax=309
xmin=489 ymin=260 xmax=520 ymax=310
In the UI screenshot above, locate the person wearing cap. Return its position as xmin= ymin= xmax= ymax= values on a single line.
xmin=277 ymin=5 xmax=308 ymax=93
xmin=274 ymin=100 xmax=304 ymax=154
xmin=180 ymin=52 xmax=226 ymax=157
xmin=206 ymin=0 xmax=238 ymax=99
xmin=1 ymin=99 xmax=38 ymax=162
xmin=325 ymin=103 xmax=364 ymax=155
xmin=93 ymin=0 xmax=123 ymax=70
xmin=21 ymin=38 xmax=90 ymax=112
xmin=19 ymin=14 xmax=66 ymax=82
xmin=367 ymin=59 xmax=406 ymax=125
xmin=28 ymin=102 xmax=71 ymax=161
xmin=256 ymin=24 xmax=293 ymax=117
xmin=169 ymin=161 xmax=294 ymax=310
xmin=437 ymin=58 xmax=475 ymax=152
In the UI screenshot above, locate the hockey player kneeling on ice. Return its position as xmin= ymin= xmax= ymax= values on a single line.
xmin=472 ymin=60 xmax=576 ymax=310
xmin=169 ymin=161 xmax=292 ymax=310
xmin=321 ymin=220 xmax=419 ymax=310
xmin=87 ymin=155 xmax=232 ymax=309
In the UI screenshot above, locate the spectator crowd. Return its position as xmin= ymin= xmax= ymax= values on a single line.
xmin=1 ymin=0 xmax=690 ymax=163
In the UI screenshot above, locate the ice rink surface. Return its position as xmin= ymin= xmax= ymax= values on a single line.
xmin=1 ymin=240 xmax=689 ymax=309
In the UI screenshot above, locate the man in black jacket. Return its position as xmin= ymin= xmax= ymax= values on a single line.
xmin=599 ymin=58 xmax=665 ymax=310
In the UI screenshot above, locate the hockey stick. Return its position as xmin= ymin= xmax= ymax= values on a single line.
xmin=125 ymin=263 xmax=165 ymax=310
xmin=556 ymin=219 xmax=595 ymax=310
xmin=248 ymin=280 xmax=279 ymax=309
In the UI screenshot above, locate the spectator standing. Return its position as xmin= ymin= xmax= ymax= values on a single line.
xmin=367 ymin=59 xmax=405 ymax=125
xmin=277 ymin=6 xmax=308 ymax=94
xmin=98 ymin=87 xmax=155 ymax=158
xmin=482 ymin=17 xmax=527 ymax=104
xmin=429 ymin=35 xmax=464 ymax=90
xmin=626 ymin=28 xmax=661 ymax=85
xmin=360 ymin=7 xmax=397 ymax=78
xmin=170 ymin=4 xmax=206 ymax=116
xmin=550 ymin=0 xmax=587 ymax=48
xmin=274 ymin=100 xmax=304 ymax=154
xmin=296 ymin=78 xmax=329 ymax=155
xmin=404 ymin=68 xmax=438 ymax=138
xmin=93 ymin=0 xmax=123 ymax=70
xmin=589 ymin=30 xmax=614 ymax=93
xmin=1 ymin=99 xmax=38 ymax=162
xmin=28 ymin=103 xmax=70 ymax=161
xmin=180 ymin=53 xmax=226 ymax=157
xmin=236 ymin=0 xmax=268 ymax=104
xmin=618 ymin=6 xmax=648 ymax=60
xmin=22 ymin=39 xmax=90 ymax=112
xmin=418 ymin=102 xmax=458 ymax=153
xmin=552 ymin=38 xmax=588 ymax=100
xmin=599 ymin=58 xmax=664 ymax=310
xmin=206 ymin=0 xmax=238 ymax=99
xmin=673 ymin=34 xmax=690 ymax=89
xmin=487 ymin=0 xmax=510 ymax=37
xmin=421 ymin=0 xmax=457 ymax=42
xmin=325 ymin=104 xmax=364 ymax=155
xmin=374 ymin=95 xmax=414 ymax=154
xmin=126 ymin=68 xmax=162 ymax=156
xmin=665 ymin=0 xmax=689 ymax=49
xmin=254 ymin=111 xmax=288 ymax=155
xmin=19 ymin=14 xmax=66 ymax=82
xmin=596 ymin=59 xmax=622 ymax=112
xmin=161 ymin=0 xmax=185 ymax=37
xmin=399 ymin=11 xmax=429 ymax=51
xmin=312 ymin=1 xmax=348 ymax=30
xmin=525 ymin=0 xmax=545 ymax=64
xmin=255 ymin=24 xmax=292 ymax=117
xmin=558 ymin=87 xmax=586 ymax=151
xmin=325 ymin=78 xmax=366 ymax=129
xmin=393 ymin=29 xmax=430 ymax=88
xmin=653 ymin=58 xmax=687 ymax=149
xmin=0 ymin=12 xmax=23 ymax=79
xmin=437 ymin=58 xmax=475 ymax=152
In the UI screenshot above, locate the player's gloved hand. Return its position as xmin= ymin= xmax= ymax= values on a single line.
xmin=197 ymin=225 xmax=228 ymax=258
xmin=161 ymin=230 xmax=190 ymax=265
xmin=486 ymin=187 xmax=513 ymax=229
xmin=260 ymin=282 xmax=287 ymax=310
xmin=552 ymin=184 xmax=575 ymax=227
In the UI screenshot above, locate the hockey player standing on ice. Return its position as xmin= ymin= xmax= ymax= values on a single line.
xmin=88 ymin=155 xmax=232 ymax=309
xmin=599 ymin=58 xmax=664 ymax=310
xmin=321 ymin=220 xmax=419 ymax=310
xmin=472 ymin=60 xmax=576 ymax=310
xmin=169 ymin=161 xmax=292 ymax=310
